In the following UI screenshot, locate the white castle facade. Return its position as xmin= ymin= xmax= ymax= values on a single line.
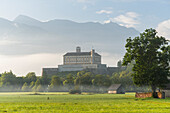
xmin=58 ymin=47 xmax=107 ymax=72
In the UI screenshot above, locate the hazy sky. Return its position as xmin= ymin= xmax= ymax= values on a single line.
xmin=0 ymin=0 xmax=169 ymax=76
xmin=0 ymin=0 xmax=169 ymax=31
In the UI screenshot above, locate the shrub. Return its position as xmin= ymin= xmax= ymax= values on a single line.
xmin=69 ymin=89 xmax=81 ymax=94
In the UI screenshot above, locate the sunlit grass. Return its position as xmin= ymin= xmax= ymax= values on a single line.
xmin=0 ymin=92 xmax=169 ymax=113
xmin=0 ymin=92 xmax=69 ymax=95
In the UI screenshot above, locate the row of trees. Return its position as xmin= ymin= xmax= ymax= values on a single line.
xmin=0 ymin=56 xmax=158 ymax=93
xmin=0 ymin=63 xmax=135 ymax=92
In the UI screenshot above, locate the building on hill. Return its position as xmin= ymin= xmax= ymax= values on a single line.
xmin=63 ymin=46 xmax=101 ymax=65
xmin=42 ymin=47 xmax=125 ymax=76
xmin=58 ymin=47 xmax=107 ymax=73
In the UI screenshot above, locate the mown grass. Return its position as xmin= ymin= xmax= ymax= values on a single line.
xmin=0 ymin=92 xmax=169 ymax=113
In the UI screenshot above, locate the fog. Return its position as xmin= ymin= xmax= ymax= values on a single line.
xmin=0 ymin=53 xmax=62 ymax=76
xmin=0 ymin=52 xmax=122 ymax=76
xmin=0 ymin=85 xmax=152 ymax=93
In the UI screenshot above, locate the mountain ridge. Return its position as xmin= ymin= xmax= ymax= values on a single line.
xmin=0 ymin=15 xmax=139 ymax=56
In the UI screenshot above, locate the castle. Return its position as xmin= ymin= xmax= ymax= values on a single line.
xmin=42 ymin=47 xmax=123 ymax=76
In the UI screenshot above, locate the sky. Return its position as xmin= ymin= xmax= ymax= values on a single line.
xmin=0 ymin=0 xmax=169 ymax=31
xmin=0 ymin=0 xmax=170 ymax=76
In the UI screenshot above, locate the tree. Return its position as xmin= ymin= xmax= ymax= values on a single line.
xmin=123 ymin=28 xmax=170 ymax=96
xmin=48 ymin=76 xmax=62 ymax=91
xmin=111 ymin=73 xmax=120 ymax=84
xmin=50 ymin=76 xmax=61 ymax=86
xmin=22 ymin=82 xmax=29 ymax=92
xmin=77 ymin=71 xmax=86 ymax=77
xmin=16 ymin=77 xmax=25 ymax=89
xmin=63 ymin=74 xmax=74 ymax=89
xmin=92 ymin=75 xmax=111 ymax=87
xmin=79 ymin=72 xmax=93 ymax=86
xmin=32 ymin=79 xmax=41 ymax=92
xmin=92 ymin=74 xmax=111 ymax=92
xmin=29 ymin=81 xmax=35 ymax=91
xmin=112 ymin=62 xmax=134 ymax=85
xmin=74 ymin=71 xmax=89 ymax=86
xmin=25 ymin=72 xmax=37 ymax=84
xmin=36 ymin=85 xmax=44 ymax=92
xmin=35 ymin=79 xmax=41 ymax=86
xmin=0 ymin=71 xmax=16 ymax=87
xmin=63 ymin=74 xmax=74 ymax=85
xmin=41 ymin=71 xmax=50 ymax=85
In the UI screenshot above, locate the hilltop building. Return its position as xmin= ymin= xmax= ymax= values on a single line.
xmin=58 ymin=47 xmax=107 ymax=72
xmin=42 ymin=47 xmax=125 ymax=76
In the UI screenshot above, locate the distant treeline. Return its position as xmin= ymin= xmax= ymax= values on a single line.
xmin=0 ymin=62 xmax=151 ymax=92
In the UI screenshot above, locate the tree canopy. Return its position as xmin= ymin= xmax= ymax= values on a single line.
xmin=0 ymin=71 xmax=16 ymax=87
xmin=123 ymin=28 xmax=170 ymax=93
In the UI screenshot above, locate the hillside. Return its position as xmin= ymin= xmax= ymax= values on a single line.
xmin=0 ymin=15 xmax=139 ymax=55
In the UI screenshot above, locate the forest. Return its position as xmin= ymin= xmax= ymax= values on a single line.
xmin=0 ymin=61 xmax=151 ymax=92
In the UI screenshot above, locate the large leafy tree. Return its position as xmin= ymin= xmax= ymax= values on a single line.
xmin=123 ymin=28 xmax=170 ymax=94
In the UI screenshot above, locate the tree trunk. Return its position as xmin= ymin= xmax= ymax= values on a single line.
xmin=151 ymin=85 xmax=157 ymax=98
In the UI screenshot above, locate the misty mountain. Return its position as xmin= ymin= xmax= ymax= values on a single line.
xmin=0 ymin=15 xmax=139 ymax=55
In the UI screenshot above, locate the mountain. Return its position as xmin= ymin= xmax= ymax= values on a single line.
xmin=14 ymin=15 xmax=42 ymax=26
xmin=0 ymin=15 xmax=139 ymax=55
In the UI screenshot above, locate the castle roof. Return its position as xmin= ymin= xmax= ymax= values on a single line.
xmin=64 ymin=52 xmax=101 ymax=56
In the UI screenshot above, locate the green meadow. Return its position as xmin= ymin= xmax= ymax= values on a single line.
xmin=0 ymin=92 xmax=169 ymax=113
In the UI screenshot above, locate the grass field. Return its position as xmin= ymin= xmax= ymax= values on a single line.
xmin=0 ymin=92 xmax=169 ymax=113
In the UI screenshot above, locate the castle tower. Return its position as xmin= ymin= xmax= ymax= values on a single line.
xmin=91 ymin=49 xmax=95 ymax=64
xmin=76 ymin=46 xmax=81 ymax=53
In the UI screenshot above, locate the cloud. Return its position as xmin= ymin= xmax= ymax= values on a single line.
xmin=75 ymin=0 xmax=95 ymax=4
xmin=96 ymin=10 xmax=112 ymax=14
xmin=76 ymin=0 xmax=89 ymax=2
xmin=111 ymin=12 xmax=140 ymax=28
xmin=83 ymin=5 xmax=87 ymax=10
xmin=76 ymin=0 xmax=155 ymax=3
xmin=109 ymin=0 xmax=158 ymax=2
xmin=156 ymin=19 xmax=170 ymax=40
xmin=104 ymin=20 xmax=111 ymax=24
xmin=0 ymin=40 xmax=21 ymax=46
xmin=126 ymin=12 xmax=139 ymax=18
